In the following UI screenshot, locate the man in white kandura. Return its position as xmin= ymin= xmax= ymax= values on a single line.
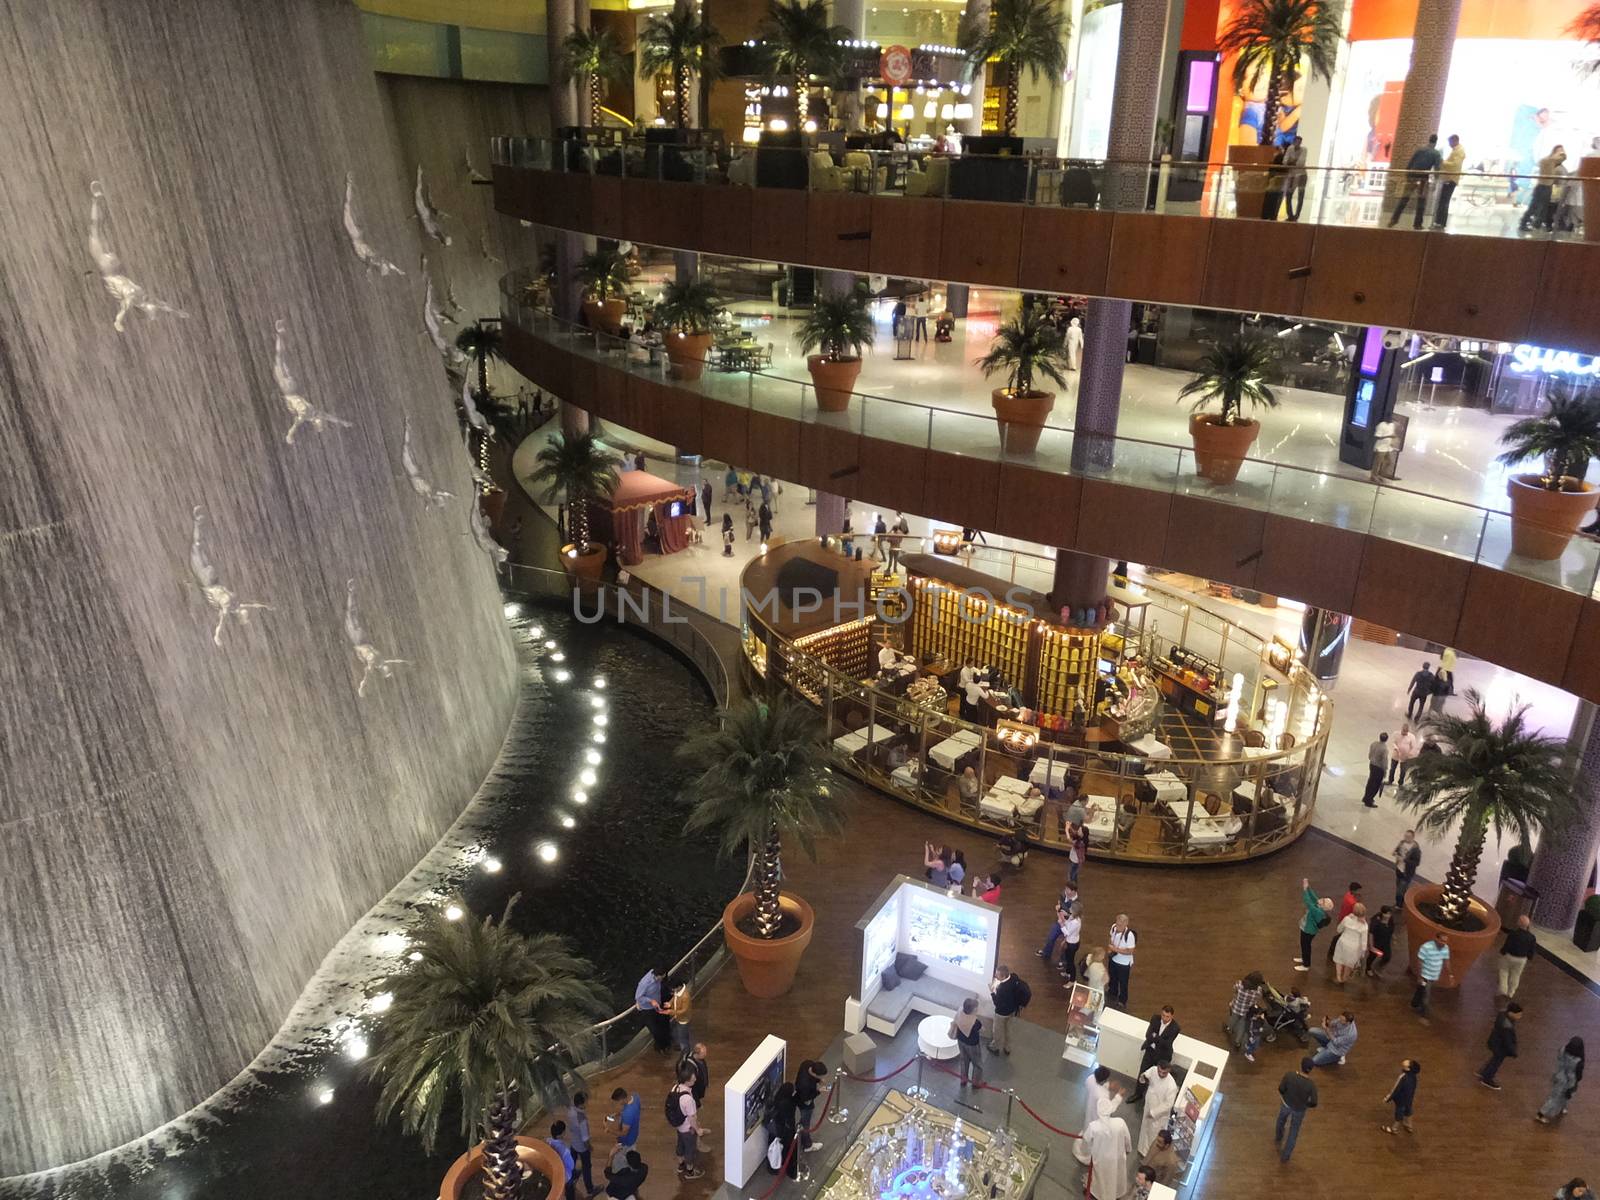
xmin=1074 ymin=1112 xmax=1132 ymax=1200
xmin=1136 ymin=1059 xmax=1180 ymax=1158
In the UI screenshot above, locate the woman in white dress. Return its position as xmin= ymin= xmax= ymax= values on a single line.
xmin=1331 ymin=902 xmax=1370 ymax=984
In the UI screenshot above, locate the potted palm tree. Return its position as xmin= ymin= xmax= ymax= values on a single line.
xmin=1496 ymin=386 xmax=1600 ymax=560
xmin=680 ymin=694 xmax=845 ymax=997
xmin=529 ymin=432 xmax=623 ymax=582
xmin=957 ymin=0 xmax=1070 ymax=137
xmin=575 ymin=247 xmax=630 ymax=335
xmin=456 ymin=320 xmax=504 ymax=415
xmin=1216 ymin=0 xmax=1343 ymax=218
xmin=756 ymin=0 xmax=849 ymax=126
xmin=1177 ymin=335 xmax=1278 ymax=483
xmin=975 ymin=305 xmax=1071 ymax=454
xmin=562 ymin=26 xmax=631 ymax=127
xmin=654 ymin=278 xmax=724 ymax=382
xmin=367 ymin=899 xmax=607 ymax=1200
xmin=1394 ymin=692 xmax=1584 ymax=986
xmin=798 ymin=286 xmax=874 ymax=413
xmin=1570 ymin=6 xmax=1600 ymax=241
xmin=637 ymin=7 xmax=723 ymax=129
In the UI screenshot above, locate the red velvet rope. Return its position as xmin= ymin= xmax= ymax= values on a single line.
xmin=749 ymin=1080 xmax=837 ymax=1200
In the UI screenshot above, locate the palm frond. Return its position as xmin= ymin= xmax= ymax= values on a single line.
xmin=561 ymin=26 xmax=631 ymax=85
xmin=454 ymin=320 xmax=503 ymax=363
xmin=529 ymin=432 xmax=623 ymax=516
xmin=797 ymin=287 xmax=875 ymax=360
xmin=1495 ymin=385 xmax=1600 ymax=488
xmin=654 ymin=278 xmax=725 ymax=335
xmin=958 ymin=0 xmax=1070 ymax=84
xmin=1176 ymin=335 xmax=1278 ymax=425
xmin=756 ymin=0 xmax=850 ymax=83
xmin=974 ymin=305 xmax=1070 ymax=396
xmin=1218 ymin=0 xmax=1344 ymax=90
xmin=637 ymin=9 xmax=723 ymax=126
xmin=575 ymin=247 xmax=630 ymax=301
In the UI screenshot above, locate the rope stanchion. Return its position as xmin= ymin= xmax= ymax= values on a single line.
xmin=840 ymin=1054 xmax=919 ymax=1085
xmin=749 ymin=1073 xmax=838 ymax=1200
xmin=827 ymin=1067 xmax=850 ymax=1124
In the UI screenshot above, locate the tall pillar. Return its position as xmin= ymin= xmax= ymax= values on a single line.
xmin=548 ymin=0 xmax=579 ymax=131
xmin=1527 ymin=702 xmax=1600 ymax=930
xmin=815 ymin=489 xmax=848 ymax=537
xmin=1384 ymin=0 xmax=1463 ymax=206
xmin=1298 ymin=607 xmax=1352 ymax=681
xmin=958 ymin=0 xmax=990 ymax=137
xmin=1070 ymin=297 xmax=1130 ymax=472
xmin=1048 ymin=549 xmax=1111 ymax=616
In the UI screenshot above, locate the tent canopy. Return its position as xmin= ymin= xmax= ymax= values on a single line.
xmin=610 ymin=469 xmax=694 ymax=513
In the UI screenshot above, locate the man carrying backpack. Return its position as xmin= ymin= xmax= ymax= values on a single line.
xmin=989 ymin=963 xmax=1030 ymax=1055
xmin=665 ymin=1063 xmax=705 ymax=1179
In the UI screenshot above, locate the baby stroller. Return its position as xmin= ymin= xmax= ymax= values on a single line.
xmin=1261 ymin=982 xmax=1312 ymax=1045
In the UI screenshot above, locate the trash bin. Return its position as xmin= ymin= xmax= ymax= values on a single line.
xmin=1496 ymin=878 xmax=1539 ymax=928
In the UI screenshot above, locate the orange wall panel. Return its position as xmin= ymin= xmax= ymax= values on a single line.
xmin=939 ymin=201 xmax=1022 ymax=288
xmin=1017 ymin=209 xmax=1113 ymax=297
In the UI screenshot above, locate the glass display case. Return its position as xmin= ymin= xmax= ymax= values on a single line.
xmin=1060 ymin=981 xmax=1104 ymax=1066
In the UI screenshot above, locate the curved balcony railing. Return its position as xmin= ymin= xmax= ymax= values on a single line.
xmin=499 ymin=279 xmax=1600 ymax=604
xmin=491 ymin=134 xmax=1593 ymax=243
xmin=739 ymin=540 xmax=1330 ymax=864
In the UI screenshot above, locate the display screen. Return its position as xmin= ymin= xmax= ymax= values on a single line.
xmin=1350 ymin=379 xmax=1374 ymax=429
xmin=669 ymin=501 xmax=683 ymax=518
xmin=1357 ymin=328 xmax=1383 ymax=377
xmin=743 ymin=1053 xmax=786 ymax=1138
xmin=904 ymin=890 xmax=993 ymax=976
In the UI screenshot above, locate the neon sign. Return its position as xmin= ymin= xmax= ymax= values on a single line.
xmin=1509 ymin=344 xmax=1600 ymax=377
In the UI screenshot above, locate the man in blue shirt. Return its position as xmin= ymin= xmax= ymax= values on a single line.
xmin=1388 ymin=135 xmax=1444 ymax=229
xmin=610 ymin=1086 xmax=642 ymax=1154
xmin=1410 ymin=932 xmax=1453 ymax=1022
xmin=635 ymin=965 xmax=670 ymax=1052
xmin=547 ymin=1120 xmax=578 ymax=1200
xmin=1307 ymin=1010 xmax=1357 ymax=1067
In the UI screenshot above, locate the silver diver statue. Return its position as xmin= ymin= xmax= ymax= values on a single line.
xmin=342 ymin=173 xmax=405 ymax=277
xmin=88 ymin=181 xmax=188 ymax=333
xmin=402 ymin=417 xmax=454 ymax=508
xmin=273 ymin=320 xmax=352 ymax=445
xmin=189 ymin=506 xmax=270 ymax=646
xmin=344 ymin=579 xmax=410 ymax=697
xmin=414 ymin=165 xmax=451 ymax=246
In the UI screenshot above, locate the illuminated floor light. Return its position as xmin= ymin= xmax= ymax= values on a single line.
xmin=369 ymin=991 xmax=394 ymax=1013
xmin=594 ymin=677 xmax=607 ymax=689
xmin=594 ymin=715 xmax=609 ymax=727
xmin=345 ymin=1036 xmax=369 ymax=1062
xmin=551 ymin=652 xmax=565 ymax=662
xmin=584 ymin=749 xmax=602 ymax=765
xmin=592 ymin=732 xmax=607 ymax=744
xmin=544 ymin=639 xmax=557 ymax=649
xmin=536 ymin=841 xmax=559 ymax=863
xmin=529 ymin=626 xmax=543 ymax=638
xmin=444 ymin=903 xmax=464 ymax=921
xmin=407 ymin=950 xmax=423 ymax=962
xmin=572 ymin=790 xmax=588 ymax=804
xmin=554 ymin=670 xmax=571 ymax=682
xmin=483 ymin=856 xmax=503 ymax=874
xmin=590 ymin=696 xmax=606 ymax=710
xmin=580 ymin=768 xmax=597 ymax=786
xmin=316 ymin=1087 xmax=335 ymax=1105
xmin=561 ymin=815 xmax=576 ymax=828
xmin=503 ymin=603 xmax=522 ymax=618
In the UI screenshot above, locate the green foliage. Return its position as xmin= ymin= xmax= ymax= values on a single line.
xmin=364 ymin=898 xmax=608 ymax=1153
xmin=1584 ymin=893 xmax=1600 ymax=918
xmin=529 ymin=432 xmax=623 ymax=552
xmin=679 ymin=695 xmax=845 ymax=937
xmin=1177 ymin=335 xmax=1279 ymax=426
xmin=797 ymin=287 xmax=875 ymax=361
xmin=958 ymin=0 xmax=1070 ymax=134
xmin=974 ymin=305 xmax=1071 ymax=396
xmin=654 ymin=278 xmax=725 ymax=335
xmin=1395 ymin=690 xmax=1585 ymax=929
xmin=637 ymin=8 xmax=723 ymax=128
xmin=1496 ymin=386 xmax=1600 ymax=491
xmin=1217 ymin=0 xmax=1344 ymax=144
xmin=561 ymin=26 xmax=630 ymax=86
xmin=756 ymin=0 xmax=850 ymax=92
xmin=575 ymin=247 xmax=630 ymax=302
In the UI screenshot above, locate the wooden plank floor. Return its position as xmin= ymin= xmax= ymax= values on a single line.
xmin=580 ymin=778 xmax=1600 ymax=1200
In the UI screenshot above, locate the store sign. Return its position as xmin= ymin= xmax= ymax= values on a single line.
xmin=1509 ymin=344 xmax=1600 ymax=378
xmin=880 ymin=44 xmax=912 ymax=84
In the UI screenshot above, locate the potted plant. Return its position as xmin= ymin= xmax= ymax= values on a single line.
xmin=654 ymin=278 xmax=724 ymax=382
xmin=562 ymin=26 xmax=631 ymax=127
xmin=797 ymin=286 xmax=874 ymax=413
xmin=1394 ymin=690 xmax=1584 ymax=987
xmin=1177 ymin=335 xmax=1278 ymax=483
xmin=366 ymin=898 xmax=607 ymax=1200
xmin=637 ymin=7 xmax=723 ymax=129
xmin=975 ymin=304 xmax=1071 ymax=454
xmin=1575 ymin=894 xmax=1600 ymax=952
xmin=1495 ymin=386 xmax=1600 ymax=560
xmin=1216 ymin=0 xmax=1343 ymax=217
xmin=680 ymin=694 xmax=846 ymax=997
xmin=756 ymin=0 xmax=849 ymax=125
xmin=529 ymin=431 xmax=622 ymax=582
xmin=957 ymin=0 xmax=1070 ymax=136
xmin=575 ymin=247 xmax=630 ymax=335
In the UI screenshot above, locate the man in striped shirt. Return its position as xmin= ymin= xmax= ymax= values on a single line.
xmin=1410 ymin=933 xmax=1453 ymax=1023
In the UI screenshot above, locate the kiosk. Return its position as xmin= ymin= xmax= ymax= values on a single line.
xmin=723 ymin=1035 xmax=787 ymax=1186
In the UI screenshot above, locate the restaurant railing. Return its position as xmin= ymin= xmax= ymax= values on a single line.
xmin=739 ymin=539 xmax=1331 ymax=865
xmin=491 ymin=134 xmax=1591 ymax=242
xmin=499 ymin=281 xmax=1600 ymax=604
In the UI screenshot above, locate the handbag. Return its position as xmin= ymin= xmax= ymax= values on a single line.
xmin=767 ymin=1137 xmax=785 ymax=1171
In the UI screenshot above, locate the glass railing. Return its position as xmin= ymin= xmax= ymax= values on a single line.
xmin=739 ymin=539 xmax=1329 ymax=864
xmin=491 ymin=134 xmax=1594 ymax=241
xmin=499 ymin=277 xmax=1600 ymax=602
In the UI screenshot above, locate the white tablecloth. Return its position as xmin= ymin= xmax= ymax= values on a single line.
xmin=1146 ymin=770 xmax=1187 ymax=804
xmin=833 ymin=725 xmax=888 ymax=754
xmin=1080 ymin=795 xmax=1118 ymax=844
xmin=928 ymin=732 xmax=981 ymax=770
xmin=1029 ymin=758 xmax=1073 ymax=790
xmin=991 ymin=775 xmax=1032 ymax=795
xmin=979 ymin=792 xmax=1018 ymax=822
xmin=891 ymin=762 xmax=921 ymax=789
xmin=1128 ymin=734 xmax=1172 ymax=759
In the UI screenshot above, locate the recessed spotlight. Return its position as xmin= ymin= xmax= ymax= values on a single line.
xmin=592 ymin=732 xmax=607 ymax=744
xmin=551 ymin=651 xmax=565 ymax=662
xmin=536 ymin=842 xmax=559 ymax=863
xmin=444 ymin=904 xmax=464 ymax=921
xmin=590 ymin=696 xmax=606 ymax=709
xmin=503 ymin=603 xmax=522 ymax=618
xmin=529 ymin=626 xmax=543 ymax=638
xmin=580 ymin=768 xmax=597 ymax=786
xmin=594 ymin=715 xmax=609 ymax=727
xmin=544 ymin=639 xmax=557 ymax=649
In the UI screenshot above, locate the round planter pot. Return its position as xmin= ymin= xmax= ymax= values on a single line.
xmin=666 ymin=331 xmax=714 ymax=381
xmin=723 ymin=891 xmax=815 ymax=998
xmin=1189 ymin=414 xmax=1260 ymax=484
xmin=1580 ymin=156 xmax=1600 ymax=245
xmin=583 ymin=297 xmax=628 ymax=335
xmin=441 ymin=1135 xmax=568 ymax=1200
xmin=991 ymin=388 xmax=1056 ymax=454
xmin=1228 ymin=143 xmax=1278 ymax=220
xmin=1506 ymin=474 xmax=1598 ymax=561
xmin=561 ymin=542 xmax=607 ymax=583
xmin=807 ymin=355 xmax=862 ymax=413
xmin=1401 ymin=882 xmax=1502 ymax=991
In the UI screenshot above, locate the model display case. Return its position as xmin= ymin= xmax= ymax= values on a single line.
xmin=1060 ymin=981 xmax=1105 ymax=1066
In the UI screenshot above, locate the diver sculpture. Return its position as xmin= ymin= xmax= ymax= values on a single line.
xmin=88 ymin=181 xmax=188 ymax=333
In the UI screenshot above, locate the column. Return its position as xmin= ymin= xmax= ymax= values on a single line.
xmin=815 ymin=489 xmax=848 ymax=537
xmin=1297 ymin=607 xmax=1351 ymax=681
xmin=1383 ymin=0 xmax=1463 ymax=211
xmin=957 ymin=0 xmax=990 ymax=137
xmin=1048 ymin=549 xmax=1110 ymax=617
xmin=1527 ymin=702 xmax=1600 ymax=929
xmin=548 ymin=0 xmax=579 ymax=131
xmin=1070 ymin=297 xmax=1129 ymax=472
xmin=832 ymin=0 xmax=864 ymax=130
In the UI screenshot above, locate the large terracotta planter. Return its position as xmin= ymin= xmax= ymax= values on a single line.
xmin=991 ymin=388 xmax=1056 ymax=454
xmin=807 ymin=355 xmax=862 ymax=413
xmin=583 ymin=297 xmax=627 ymax=335
xmin=1579 ymin=156 xmax=1600 ymax=244
xmin=666 ymin=331 xmax=714 ymax=381
xmin=723 ymin=891 xmax=815 ymax=998
xmin=441 ymin=1135 xmax=568 ymax=1200
xmin=1228 ymin=144 xmax=1277 ymax=220
xmin=562 ymin=542 xmax=607 ymax=583
xmin=1506 ymin=474 xmax=1597 ymax=560
xmin=1401 ymin=883 xmax=1501 ymax=990
xmin=1188 ymin=414 xmax=1260 ymax=483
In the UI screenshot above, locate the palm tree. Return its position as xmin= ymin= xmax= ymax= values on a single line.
xmin=756 ymin=0 xmax=850 ymax=125
xmin=574 ymin=247 xmax=630 ymax=304
xmin=365 ymin=899 xmax=607 ymax=1200
xmin=1177 ymin=335 xmax=1279 ymax=426
xmin=529 ymin=431 xmax=622 ymax=554
xmin=1496 ymin=386 xmax=1600 ymax=491
xmin=680 ymin=695 xmax=844 ymax=938
xmin=1395 ymin=691 xmax=1585 ymax=928
xmin=1571 ymin=4 xmax=1600 ymax=75
xmin=796 ymin=286 xmax=874 ymax=362
xmin=974 ymin=304 xmax=1072 ymax=396
xmin=958 ymin=0 xmax=1070 ymax=137
xmin=455 ymin=320 xmax=504 ymax=409
xmin=637 ymin=8 xmax=723 ymax=129
xmin=562 ymin=26 xmax=632 ymax=127
xmin=654 ymin=278 xmax=725 ymax=335
xmin=1216 ymin=0 xmax=1344 ymax=146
